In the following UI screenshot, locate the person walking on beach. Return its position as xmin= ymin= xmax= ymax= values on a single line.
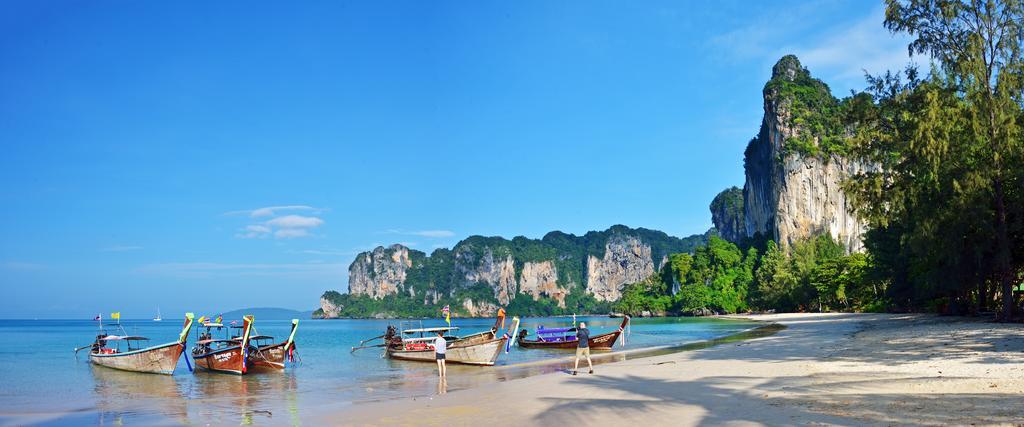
xmin=572 ymin=322 xmax=593 ymax=375
xmin=434 ymin=330 xmax=447 ymax=378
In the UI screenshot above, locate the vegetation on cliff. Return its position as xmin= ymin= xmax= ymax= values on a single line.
xmin=764 ymin=55 xmax=850 ymax=157
xmin=710 ymin=186 xmax=745 ymax=243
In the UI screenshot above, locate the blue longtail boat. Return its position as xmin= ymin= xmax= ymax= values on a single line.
xmin=516 ymin=316 xmax=629 ymax=350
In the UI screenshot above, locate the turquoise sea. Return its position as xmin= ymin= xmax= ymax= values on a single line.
xmin=0 ymin=316 xmax=758 ymax=426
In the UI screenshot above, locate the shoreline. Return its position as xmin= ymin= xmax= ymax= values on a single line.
xmin=329 ymin=313 xmax=1024 ymax=426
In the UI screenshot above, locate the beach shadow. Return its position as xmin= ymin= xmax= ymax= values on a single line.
xmin=688 ymin=313 xmax=1024 ymax=367
xmin=532 ymin=372 xmax=1024 ymax=426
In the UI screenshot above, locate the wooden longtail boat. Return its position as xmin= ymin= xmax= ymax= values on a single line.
xmin=248 ymin=319 xmax=299 ymax=372
xmin=191 ymin=315 xmax=254 ymax=375
xmin=357 ymin=310 xmax=517 ymax=366
xmin=517 ymin=316 xmax=629 ymax=350
xmin=82 ymin=313 xmax=195 ymax=375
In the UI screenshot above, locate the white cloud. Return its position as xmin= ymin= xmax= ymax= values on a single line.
xmin=224 ymin=205 xmax=322 ymax=218
xmin=236 ymin=224 xmax=272 ymax=239
xmin=230 ymin=205 xmax=326 ymax=240
xmin=101 ymin=245 xmax=143 ymax=252
xmin=709 ymin=6 xmax=919 ymax=93
xmin=275 ymin=228 xmax=310 ymax=239
xmin=250 ymin=205 xmax=319 ymax=218
xmin=267 ymin=215 xmax=324 ymax=229
xmin=789 ymin=8 xmax=920 ymax=88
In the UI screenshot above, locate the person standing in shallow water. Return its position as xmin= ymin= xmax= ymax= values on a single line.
xmin=434 ymin=330 xmax=447 ymax=378
xmin=572 ymin=322 xmax=593 ymax=375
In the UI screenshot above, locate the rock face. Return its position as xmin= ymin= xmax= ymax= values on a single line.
xmin=585 ymin=235 xmax=655 ymax=301
xmin=325 ymin=225 xmax=709 ymax=317
xmin=742 ymin=55 xmax=867 ymax=253
xmin=461 ymin=298 xmax=500 ymax=317
xmin=348 ymin=244 xmax=412 ymax=299
xmin=519 ymin=261 xmax=567 ymax=308
xmin=710 ymin=187 xmax=745 ymax=244
xmin=319 ymin=296 xmax=342 ymax=318
xmin=454 ymin=247 xmax=518 ymax=305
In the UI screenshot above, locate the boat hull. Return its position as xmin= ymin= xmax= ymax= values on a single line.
xmin=193 ymin=346 xmax=248 ymax=375
xmin=518 ymin=328 xmax=622 ymax=350
xmin=388 ymin=335 xmax=507 ymax=366
xmin=89 ymin=342 xmax=185 ymax=375
xmin=249 ymin=342 xmax=289 ymax=372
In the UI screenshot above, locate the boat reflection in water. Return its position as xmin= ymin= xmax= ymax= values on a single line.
xmin=89 ymin=364 xmax=188 ymax=425
xmin=191 ymin=368 xmax=300 ymax=425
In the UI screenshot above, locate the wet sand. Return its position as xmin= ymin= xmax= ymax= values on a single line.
xmin=331 ymin=313 xmax=1024 ymax=426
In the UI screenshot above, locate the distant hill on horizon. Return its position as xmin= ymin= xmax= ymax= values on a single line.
xmin=218 ymin=307 xmax=315 ymax=320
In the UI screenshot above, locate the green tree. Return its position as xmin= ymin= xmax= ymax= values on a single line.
xmin=845 ymin=0 xmax=1024 ymax=317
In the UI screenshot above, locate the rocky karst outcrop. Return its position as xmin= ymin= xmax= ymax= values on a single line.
xmin=585 ymin=235 xmax=655 ymax=301
xmin=347 ymin=244 xmax=412 ymax=298
xmin=319 ymin=225 xmax=708 ymax=317
xmin=454 ymin=247 xmax=518 ymax=305
xmin=318 ymin=295 xmax=342 ymax=318
xmin=711 ymin=187 xmax=745 ymax=244
xmin=741 ymin=55 xmax=868 ymax=253
xmin=519 ymin=261 xmax=567 ymax=307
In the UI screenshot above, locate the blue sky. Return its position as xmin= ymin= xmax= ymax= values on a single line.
xmin=0 ymin=1 xmax=915 ymax=318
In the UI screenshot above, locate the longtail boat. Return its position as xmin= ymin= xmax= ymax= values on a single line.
xmin=78 ymin=313 xmax=195 ymax=375
xmin=517 ymin=316 xmax=629 ymax=350
xmin=355 ymin=309 xmax=518 ymax=366
xmin=191 ymin=315 xmax=254 ymax=375
xmin=248 ymin=319 xmax=299 ymax=372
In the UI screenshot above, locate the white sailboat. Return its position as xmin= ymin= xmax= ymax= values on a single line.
xmin=153 ymin=307 xmax=162 ymax=322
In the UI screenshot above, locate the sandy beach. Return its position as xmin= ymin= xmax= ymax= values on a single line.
xmin=332 ymin=313 xmax=1024 ymax=426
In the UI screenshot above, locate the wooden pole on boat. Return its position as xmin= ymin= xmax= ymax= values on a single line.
xmin=504 ymin=316 xmax=521 ymax=353
xmin=240 ymin=315 xmax=254 ymax=374
xmin=285 ymin=319 xmax=299 ymax=363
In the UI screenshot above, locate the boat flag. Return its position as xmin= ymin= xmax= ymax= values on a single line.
xmin=93 ymin=314 xmax=101 ymax=321
xmin=215 ymin=314 xmax=222 ymax=324
xmin=111 ymin=312 xmax=120 ymax=323
xmin=442 ymin=305 xmax=450 ymax=326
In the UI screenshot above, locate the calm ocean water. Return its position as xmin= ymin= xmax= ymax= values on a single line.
xmin=0 ymin=315 xmax=757 ymax=426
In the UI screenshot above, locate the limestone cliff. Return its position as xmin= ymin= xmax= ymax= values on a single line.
xmin=319 ymin=295 xmax=342 ymax=318
xmin=743 ymin=55 xmax=867 ymax=253
xmin=519 ymin=261 xmax=567 ymax=308
xmin=585 ymin=235 xmax=655 ymax=301
xmin=320 ymin=225 xmax=708 ymax=317
xmin=454 ymin=246 xmax=518 ymax=305
xmin=710 ymin=187 xmax=745 ymax=244
xmin=347 ymin=244 xmax=412 ymax=298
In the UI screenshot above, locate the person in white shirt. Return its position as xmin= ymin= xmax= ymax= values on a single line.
xmin=434 ymin=330 xmax=447 ymax=378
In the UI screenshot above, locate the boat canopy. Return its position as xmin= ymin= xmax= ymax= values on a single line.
xmin=195 ymin=339 xmax=237 ymax=345
xmin=402 ymin=326 xmax=459 ymax=334
xmin=100 ymin=335 xmax=150 ymax=341
xmin=233 ymin=335 xmax=274 ymax=341
xmin=403 ymin=336 xmax=444 ymax=342
xmin=537 ymin=327 xmax=576 ymax=334
xmin=202 ymin=322 xmax=224 ymax=328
